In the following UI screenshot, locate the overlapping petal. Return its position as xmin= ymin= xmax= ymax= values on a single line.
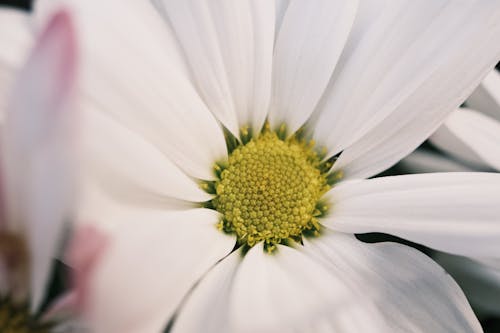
xmin=429 ymin=111 xmax=489 ymax=169
xmin=35 ymin=0 xmax=227 ymax=180
xmin=85 ymin=206 xmax=235 ymax=333
xmin=432 ymin=109 xmax=500 ymax=171
xmin=303 ymin=232 xmax=482 ymax=332
xmin=426 ymin=70 xmax=500 ymax=170
xmin=268 ymin=0 xmax=358 ymax=135
xmin=172 ymin=243 xmax=386 ymax=333
xmin=398 ymin=149 xmax=476 ymax=174
xmin=153 ymin=0 xmax=275 ymax=137
xmin=467 ymin=69 xmax=500 ymax=121
xmin=311 ymin=1 xmax=500 ymax=179
xmin=84 ymin=108 xmax=211 ymax=207
xmin=170 ymin=250 xmax=240 ymax=333
xmin=322 ymin=173 xmax=500 ymax=258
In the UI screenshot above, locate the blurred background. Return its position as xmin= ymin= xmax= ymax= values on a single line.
xmin=1 ymin=0 xmax=499 ymax=331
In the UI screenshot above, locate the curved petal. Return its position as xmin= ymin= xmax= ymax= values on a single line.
xmin=466 ymin=69 xmax=500 ymax=122
xmin=2 ymin=10 xmax=77 ymax=312
xmin=85 ymin=207 xmax=235 ymax=333
xmin=314 ymin=1 xmax=500 ymax=179
xmin=175 ymin=236 xmax=481 ymax=333
xmin=434 ymin=252 xmax=500 ymax=316
xmin=35 ymin=0 xmax=227 ymax=180
xmin=173 ymin=243 xmax=388 ymax=333
xmin=322 ymin=173 xmax=500 ymax=258
xmin=268 ymin=0 xmax=358 ymax=135
xmin=398 ymin=149 xmax=476 ymax=174
xmin=84 ymin=108 xmax=211 ymax=206
xmin=231 ymin=244 xmax=389 ymax=333
xmin=235 ymin=244 xmax=385 ymax=332
xmin=153 ymin=0 xmax=275 ymax=137
xmin=434 ymin=109 xmax=500 ymax=171
xmin=171 ymin=249 xmax=241 ymax=333
xmin=303 ymin=232 xmax=482 ymax=332
xmin=0 ymin=8 xmax=32 ymax=118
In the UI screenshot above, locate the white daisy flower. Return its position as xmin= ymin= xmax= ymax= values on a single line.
xmin=0 ymin=8 xmax=80 ymax=332
xmin=23 ymin=0 xmax=500 ymax=332
xmin=400 ymin=68 xmax=500 ymax=317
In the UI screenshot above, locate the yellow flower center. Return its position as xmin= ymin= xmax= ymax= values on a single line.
xmin=208 ymin=128 xmax=331 ymax=251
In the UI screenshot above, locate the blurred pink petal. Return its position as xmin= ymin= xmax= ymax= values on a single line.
xmin=2 ymin=8 xmax=78 ymax=312
xmin=65 ymin=225 xmax=108 ymax=313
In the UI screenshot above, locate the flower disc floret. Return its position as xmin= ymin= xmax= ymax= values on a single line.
xmin=212 ymin=130 xmax=329 ymax=249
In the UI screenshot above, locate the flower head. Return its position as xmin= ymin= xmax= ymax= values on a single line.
xmin=31 ymin=1 xmax=500 ymax=332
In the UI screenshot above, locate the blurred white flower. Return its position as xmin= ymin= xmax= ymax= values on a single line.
xmin=23 ymin=1 xmax=500 ymax=332
xmin=0 ymin=8 xmax=80 ymax=331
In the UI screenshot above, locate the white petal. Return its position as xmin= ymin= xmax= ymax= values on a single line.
xmin=0 ymin=8 xmax=32 ymax=118
xmin=268 ymin=0 xmax=358 ymax=135
xmin=84 ymin=108 xmax=211 ymax=206
xmin=398 ymin=149 xmax=476 ymax=174
xmin=153 ymin=0 xmax=275 ymax=137
xmin=228 ymin=244 xmax=385 ymax=333
xmin=434 ymin=252 xmax=500 ymax=316
xmin=303 ymin=232 xmax=482 ymax=332
xmin=86 ymin=207 xmax=235 ymax=333
xmin=467 ymin=69 xmax=500 ymax=122
xmin=434 ymin=109 xmax=500 ymax=171
xmin=313 ymin=0 xmax=450 ymax=153
xmin=35 ymin=0 xmax=227 ymax=180
xmin=430 ymin=110 xmax=489 ymax=169
xmin=2 ymin=10 xmax=77 ymax=312
xmin=314 ymin=1 xmax=500 ymax=179
xmin=323 ymin=173 xmax=500 ymax=258
xmin=274 ymin=0 xmax=290 ymax=37
xmin=171 ymin=250 xmax=241 ymax=333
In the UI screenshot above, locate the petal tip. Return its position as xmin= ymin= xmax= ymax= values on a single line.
xmin=35 ymin=7 xmax=78 ymax=87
